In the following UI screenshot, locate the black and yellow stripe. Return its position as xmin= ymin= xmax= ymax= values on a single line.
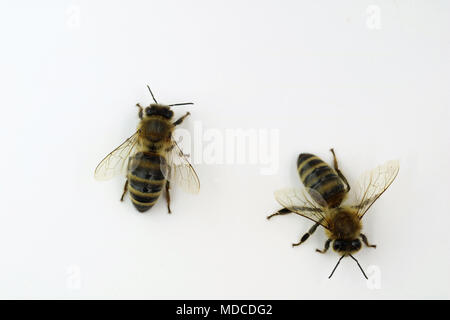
xmin=127 ymin=152 xmax=167 ymax=212
xmin=297 ymin=153 xmax=346 ymax=208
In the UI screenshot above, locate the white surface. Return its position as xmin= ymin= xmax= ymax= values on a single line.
xmin=0 ymin=0 xmax=449 ymax=299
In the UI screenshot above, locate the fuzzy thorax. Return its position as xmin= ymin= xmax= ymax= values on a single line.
xmin=325 ymin=207 xmax=362 ymax=240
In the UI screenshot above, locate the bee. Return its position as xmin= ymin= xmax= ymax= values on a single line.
xmin=94 ymin=85 xmax=200 ymax=213
xmin=267 ymin=149 xmax=399 ymax=279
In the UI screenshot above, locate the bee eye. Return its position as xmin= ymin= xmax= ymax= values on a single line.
xmin=351 ymin=239 xmax=361 ymax=250
xmin=145 ymin=107 xmax=154 ymax=116
xmin=333 ymin=240 xmax=343 ymax=251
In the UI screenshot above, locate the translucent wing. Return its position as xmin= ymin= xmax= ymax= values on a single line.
xmin=94 ymin=132 xmax=139 ymax=181
xmin=274 ymin=187 xmax=330 ymax=229
xmin=352 ymin=160 xmax=400 ymax=219
xmin=165 ymin=140 xmax=200 ymax=194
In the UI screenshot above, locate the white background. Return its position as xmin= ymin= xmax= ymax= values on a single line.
xmin=0 ymin=0 xmax=449 ymax=299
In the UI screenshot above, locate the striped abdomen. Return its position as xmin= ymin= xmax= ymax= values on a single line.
xmin=297 ymin=153 xmax=347 ymax=208
xmin=127 ymin=152 xmax=167 ymax=212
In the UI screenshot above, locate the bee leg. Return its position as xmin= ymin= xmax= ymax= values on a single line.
xmin=292 ymin=221 xmax=321 ymax=247
xmin=330 ymin=148 xmax=350 ymax=192
xmin=165 ymin=181 xmax=172 ymax=214
xmin=136 ymin=103 xmax=144 ymax=119
xmin=173 ymin=112 xmax=191 ymax=126
xmin=267 ymin=207 xmax=292 ymax=219
xmin=360 ymin=233 xmax=377 ymax=248
xmin=120 ymin=180 xmax=128 ymax=202
xmin=316 ymin=239 xmax=331 ymax=253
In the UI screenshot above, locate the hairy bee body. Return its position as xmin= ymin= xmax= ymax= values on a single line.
xmin=127 ymin=114 xmax=174 ymax=212
xmin=325 ymin=207 xmax=362 ymax=241
xmin=297 ymin=153 xmax=347 ymax=208
xmin=271 ymin=149 xmax=399 ymax=278
xmin=94 ymin=86 xmax=199 ymax=214
xmin=139 ymin=116 xmax=173 ymax=150
xmin=128 ymin=151 xmax=168 ymax=212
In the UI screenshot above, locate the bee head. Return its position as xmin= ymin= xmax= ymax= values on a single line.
xmin=145 ymin=104 xmax=174 ymax=119
xmin=332 ymin=238 xmax=361 ymax=254
xmin=141 ymin=85 xmax=193 ymax=120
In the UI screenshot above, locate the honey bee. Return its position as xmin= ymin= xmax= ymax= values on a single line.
xmin=94 ymin=85 xmax=200 ymax=213
xmin=267 ymin=149 xmax=399 ymax=279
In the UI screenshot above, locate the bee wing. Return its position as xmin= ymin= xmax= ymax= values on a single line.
xmin=94 ymin=132 xmax=139 ymax=181
xmin=165 ymin=140 xmax=200 ymax=194
xmin=274 ymin=187 xmax=329 ymax=229
xmin=351 ymin=160 xmax=400 ymax=219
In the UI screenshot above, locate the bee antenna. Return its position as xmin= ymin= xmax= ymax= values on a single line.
xmin=349 ymin=254 xmax=368 ymax=280
xmin=146 ymin=85 xmax=158 ymax=104
xmin=168 ymin=102 xmax=194 ymax=107
xmin=328 ymin=254 xmax=346 ymax=279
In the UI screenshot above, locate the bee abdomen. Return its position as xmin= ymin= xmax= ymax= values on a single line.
xmin=297 ymin=153 xmax=346 ymax=207
xmin=127 ymin=152 xmax=167 ymax=212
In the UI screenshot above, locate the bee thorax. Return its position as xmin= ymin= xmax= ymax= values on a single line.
xmin=328 ymin=208 xmax=362 ymax=240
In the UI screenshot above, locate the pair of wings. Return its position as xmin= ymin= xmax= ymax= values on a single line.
xmin=94 ymin=131 xmax=200 ymax=194
xmin=274 ymin=160 xmax=400 ymax=229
